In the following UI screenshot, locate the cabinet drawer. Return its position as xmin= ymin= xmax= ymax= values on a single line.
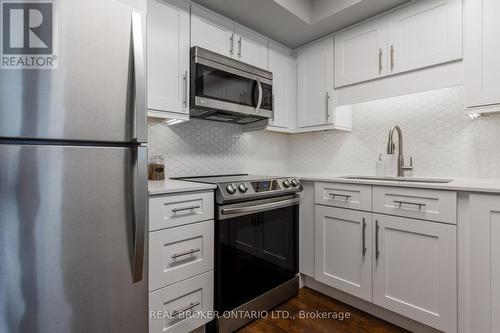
xmin=315 ymin=182 xmax=372 ymax=211
xmin=149 ymin=220 xmax=214 ymax=291
xmin=373 ymin=186 xmax=456 ymax=224
xmin=149 ymin=271 xmax=214 ymax=333
xmin=149 ymin=191 xmax=214 ymax=230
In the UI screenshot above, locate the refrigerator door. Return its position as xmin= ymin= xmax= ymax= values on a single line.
xmin=0 ymin=143 xmax=148 ymax=333
xmin=0 ymin=0 xmax=146 ymax=143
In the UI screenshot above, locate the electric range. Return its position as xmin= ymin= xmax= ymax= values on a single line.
xmin=177 ymin=174 xmax=302 ymax=333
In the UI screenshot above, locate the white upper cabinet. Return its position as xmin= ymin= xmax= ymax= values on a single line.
xmin=191 ymin=5 xmax=268 ymax=69
xmin=464 ymin=0 xmax=500 ymax=110
xmin=235 ymin=25 xmax=268 ymax=69
xmin=387 ymin=0 xmax=462 ymax=74
xmin=147 ymin=0 xmax=190 ymax=116
xmin=334 ymin=0 xmax=462 ymax=88
xmin=335 ymin=18 xmax=388 ymax=88
xmin=297 ymin=37 xmax=334 ymax=128
xmin=191 ymin=4 xmax=235 ymax=57
xmin=267 ymin=42 xmax=296 ymax=129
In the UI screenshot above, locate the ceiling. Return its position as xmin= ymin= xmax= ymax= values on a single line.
xmin=191 ymin=0 xmax=410 ymax=49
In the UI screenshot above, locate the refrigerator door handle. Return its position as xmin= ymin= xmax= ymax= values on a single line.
xmin=131 ymin=11 xmax=147 ymax=143
xmin=132 ymin=146 xmax=148 ymax=282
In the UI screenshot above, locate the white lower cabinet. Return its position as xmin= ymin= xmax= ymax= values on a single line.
xmin=149 ymin=191 xmax=215 ymax=333
xmin=149 ymin=271 xmax=214 ymax=333
xmin=149 ymin=220 xmax=214 ymax=291
xmin=373 ymin=214 xmax=457 ymax=333
xmin=315 ymin=206 xmax=373 ymax=302
xmin=467 ymin=194 xmax=500 ymax=333
xmin=313 ymin=183 xmax=458 ymax=332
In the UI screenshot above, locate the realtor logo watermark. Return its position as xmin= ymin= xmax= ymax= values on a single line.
xmin=1 ymin=0 xmax=58 ymax=68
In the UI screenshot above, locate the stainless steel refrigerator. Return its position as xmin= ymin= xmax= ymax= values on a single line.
xmin=0 ymin=0 xmax=148 ymax=332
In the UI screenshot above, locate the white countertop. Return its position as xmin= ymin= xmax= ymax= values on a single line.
xmin=148 ymin=179 xmax=216 ymax=195
xmin=289 ymin=173 xmax=500 ymax=194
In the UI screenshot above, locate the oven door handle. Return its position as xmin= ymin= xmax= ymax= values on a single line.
xmin=221 ymin=197 xmax=300 ymax=217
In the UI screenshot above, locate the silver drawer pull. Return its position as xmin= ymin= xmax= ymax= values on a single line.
xmin=329 ymin=193 xmax=351 ymax=201
xmin=393 ymin=200 xmax=426 ymax=209
xmin=171 ymin=205 xmax=201 ymax=213
xmin=171 ymin=248 xmax=201 ymax=259
xmin=171 ymin=301 xmax=201 ymax=317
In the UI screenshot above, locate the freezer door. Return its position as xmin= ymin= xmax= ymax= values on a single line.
xmin=0 ymin=144 xmax=148 ymax=333
xmin=0 ymin=0 xmax=146 ymax=143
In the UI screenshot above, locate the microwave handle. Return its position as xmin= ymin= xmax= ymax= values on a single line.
xmin=255 ymin=77 xmax=263 ymax=112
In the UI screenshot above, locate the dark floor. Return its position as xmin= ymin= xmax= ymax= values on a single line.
xmin=237 ymin=287 xmax=409 ymax=333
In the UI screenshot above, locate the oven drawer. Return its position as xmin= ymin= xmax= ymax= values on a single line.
xmin=149 ymin=191 xmax=214 ymax=230
xmin=149 ymin=271 xmax=214 ymax=333
xmin=149 ymin=220 xmax=214 ymax=291
xmin=373 ymin=186 xmax=457 ymax=224
xmin=315 ymin=182 xmax=372 ymax=211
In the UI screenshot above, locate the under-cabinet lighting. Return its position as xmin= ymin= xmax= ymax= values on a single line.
xmin=164 ymin=119 xmax=186 ymax=126
xmin=468 ymin=113 xmax=481 ymax=120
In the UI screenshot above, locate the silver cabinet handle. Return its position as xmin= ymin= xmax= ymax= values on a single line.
xmin=255 ymin=77 xmax=263 ymax=112
xmin=329 ymin=193 xmax=351 ymax=201
xmin=131 ymin=11 xmax=146 ymax=143
xmin=132 ymin=146 xmax=148 ymax=283
xmin=171 ymin=248 xmax=201 ymax=259
xmin=378 ymin=48 xmax=383 ymax=74
xmin=375 ymin=220 xmax=380 ymax=260
xmin=183 ymin=70 xmax=188 ymax=107
xmin=171 ymin=302 xmax=201 ymax=317
xmin=325 ymin=92 xmax=330 ymax=121
xmin=238 ymin=36 xmax=242 ymax=57
xmin=390 ymin=45 xmax=395 ymax=71
xmin=362 ymin=218 xmax=367 ymax=256
xmin=393 ymin=200 xmax=426 ymax=210
xmin=171 ymin=205 xmax=201 ymax=213
xmin=229 ymin=33 xmax=234 ymax=55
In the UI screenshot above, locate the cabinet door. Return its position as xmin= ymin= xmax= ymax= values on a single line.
xmin=191 ymin=5 xmax=235 ymax=57
xmin=387 ymin=0 xmax=462 ymax=75
xmin=335 ymin=18 xmax=388 ymax=88
xmin=373 ymin=214 xmax=457 ymax=333
xmin=147 ymin=0 xmax=190 ymax=114
xmin=235 ymin=25 xmax=268 ymax=69
xmin=268 ymin=42 xmax=296 ymax=128
xmin=464 ymin=0 xmax=500 ymax=108
xmin=315 ymin=206 xmax=373 ymax=302
xmin=297 ymin=37 xmax=334 ymax=128
xmin=468 ymin=194 xmax=500 ymax=333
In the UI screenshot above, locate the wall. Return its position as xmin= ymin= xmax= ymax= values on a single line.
xmin=148 ymin=118 xmax=289 ymax=178
xmin=149 ymin=86 xmax=500 ymax=179
xmin=289 ymin=85 xmax=500 ymax=179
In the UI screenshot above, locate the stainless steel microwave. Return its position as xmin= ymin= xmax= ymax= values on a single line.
xmin=190 ymin=46 xmax=273 ymax=124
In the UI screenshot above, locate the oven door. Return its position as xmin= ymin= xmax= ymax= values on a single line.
xmin=216 ymin=195 xmax=299 ymax=312
xmin=191 ymin=57 xmax=273 ymax=120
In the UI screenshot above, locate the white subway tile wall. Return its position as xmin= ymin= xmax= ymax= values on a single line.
xmin=148 ymin=86 xmax=500 ymax=179
xmin=289 ymin=85 xmax=500 ymax=178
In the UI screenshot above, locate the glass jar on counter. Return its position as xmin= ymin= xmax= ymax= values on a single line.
xmin=148 ymin=155 xmax=165 ymax=181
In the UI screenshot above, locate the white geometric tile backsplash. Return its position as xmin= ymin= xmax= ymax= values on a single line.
xmin=149 ymin=85 xmax=500 ymax=179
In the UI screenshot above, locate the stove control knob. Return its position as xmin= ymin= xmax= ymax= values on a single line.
xmin=226 ymin=184 xmax=236 ymax=194
xmin=291 ymin=179 xmax=300 ymax=187
xmin=282 ymin=179 xmax=291 ymax=188
xmin=238 ymin=183 xmax=248 ymax=193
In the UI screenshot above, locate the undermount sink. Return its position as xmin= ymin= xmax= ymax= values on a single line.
xmin=340 ymin=176 xmax=453 ymax=184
